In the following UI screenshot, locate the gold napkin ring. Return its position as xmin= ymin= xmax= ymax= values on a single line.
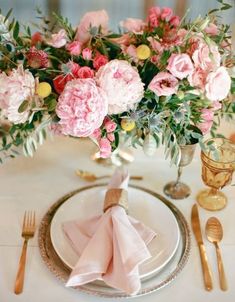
xmin=103 ymin=189 xmax=128 ymax=213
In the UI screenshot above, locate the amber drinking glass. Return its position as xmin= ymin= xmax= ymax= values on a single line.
xmin=197 ymin=138 xmax=235 ymax=211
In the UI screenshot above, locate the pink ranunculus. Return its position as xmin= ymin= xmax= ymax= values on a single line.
xmin=201 ymin=108 xmax=214 ymax=121
xmin=82 ymin=48 xmax=92 ymax=60
xmin=147 ymin=7 xmax=161 ymax=28
xmin=197 ymin=120 xmax=213 ymax=135
xmin=96 ymin=59 xmax=144 ymax=114
xmin=99 ymin=137 xmax=112 ymax=158
xmin=93 ymin=53 xmax=108 ymax=70
xmin=188 ymin=67 xmax=208 ymax=90
xmin=167 ymin=53 xmax=194 ymax=79
xmin=104 ymin=117 xmax=117 ymax=132
xmin=205 ymin=66 xmax=231 ymax=101
xmin=66 ymin=41 xmax=82 ymax=56
xmin=161 ymin=7 xmax=173 ymax=21
xmin=47 ymin=29 xmax=67 ymax=48
xmin=77 ymin=66 xmax=94 ymax=79
xmin=212 ymin=101 xmax=222 ymax=111
xmin=107 ymin=132 xmax=115 ymax=142
xmin=148 ymin=72 xmax=178 ymax=96
xmin=75 ymin=10 xmax=109 ymax=44
xmin=170 ymin=15 xmax=180 ymax=27
xmin=205 ymin=23 xmax=218 ymax=36
xmin=56 ymin=78 xmax=108 ymax=137
xmin=0 ymin=66 xmax=35 ymax=124
xmin=120 ymin=18 xmax=145 ymax=34
xmin=192 ymin=43 xmax=221 ymax=71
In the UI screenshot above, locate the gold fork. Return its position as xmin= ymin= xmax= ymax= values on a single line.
xmin=14 ymin=211 xmax=36 ymax=295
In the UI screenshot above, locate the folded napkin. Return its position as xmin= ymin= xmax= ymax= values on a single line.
xmin=63 ymin=167 xmax=156 ymax=295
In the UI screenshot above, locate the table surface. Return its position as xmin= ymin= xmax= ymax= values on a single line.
xmin=0 ymin=129 xmax=235 ymax=302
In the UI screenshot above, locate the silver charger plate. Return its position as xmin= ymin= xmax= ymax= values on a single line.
xmin=38 ymin=184 xmax=191 ymax=298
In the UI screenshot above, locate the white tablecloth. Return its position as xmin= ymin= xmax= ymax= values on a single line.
xmin=0 ymin=134 xmax=235 ymax=302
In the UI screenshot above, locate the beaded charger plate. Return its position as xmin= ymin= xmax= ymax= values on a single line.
xmin=38 ymin=184 xmax=191 ymax=298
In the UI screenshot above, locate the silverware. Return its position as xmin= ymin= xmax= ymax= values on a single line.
xmin=14 ymin=211 xmax=36 ymax=294
xmin=75 ymin=169 xmax=143 ymax=182
xmin=191 ymin=204 xmax=213 ymax=291
xmin=206 ymin=217 xmax=228 ymax=291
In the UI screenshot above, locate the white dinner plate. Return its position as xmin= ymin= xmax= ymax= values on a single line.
xmin=50 ymin=186 xmax=180 ymax=279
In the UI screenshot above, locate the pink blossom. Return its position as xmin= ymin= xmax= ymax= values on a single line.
xmin=122 ymin=45 xmax=138 ymax=62
xmin=192 ymin=43 xmax=221 ymax=71
xmin=91 ymin=128 xmax=102 ymax=140
xmin=212 ymin=101 xmax=222 ymax=111
xmin=99 ymin=137 xmax=112 ymax=158
xmin=26 ymin=46 xmax=49 ymax=68
xmin=96 ymin=59 xmax=144 ymax=114
xmin=197 ymin=120 xmax=213 ymax=135
xmin=107 ymin=132 xmax=115 ymax=142
xmin=93 ymin=53 xmax=108 ymax=70
xmin=82 ymin=48 xmax=92 ymax=60
xmin=77 ymin=66 xmax=94 ymax=78
xmin=188 ymin=67 xmax=208 ymax=90
xmin=120 ymin=18 xmax=145 ymax=34
xmin=31 ymin=32 xmax=43 ymax=46
xmin=147 ymin=37 xmax=163 ymax=53
xmin=161 ymin=7 xmax=173 ymax=21
xmin=170 ymin=15 xmax=180 ymax=27
xmin=167 ymin=53 xmax=194 ymax=79
xmin=104 ymin=118 xmax=117 ymax=132
xmin=201 ymin=108 xmax=214 ymax=121
xmin=0 ymin=66 xmax=35 ymax=124
xmin=205 ymin=23 xmax=218 ymax=36
xmin=205 ymin=67 xmax=231 ymax=101
xmin=56 ymin=78 xmax=108 ymax=137
xmin=147 ymin=7 xmax=161 ymax=28
xmin=109 ymin=34 xmax=131 ymax=46
xmin=66 ymin=41 xmax=82 ymax=56
xmin=75 ymin=10 xmax=109 ymax=44
xmin=148 ymin=72 xmax=178 ymax=96
xmin=47 ymin=29 xmax=67 ymax=48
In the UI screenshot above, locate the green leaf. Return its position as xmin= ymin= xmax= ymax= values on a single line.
xmin=13 ymin=21 xmax=20 ymax=40
xmin=4 ymin=8 xmax=13 ymax=23
xmin=18 ymin=100 xmax=29 ymax=113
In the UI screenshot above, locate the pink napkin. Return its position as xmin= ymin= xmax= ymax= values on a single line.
xmin=63 ymin=167 xmax=156 ymax=295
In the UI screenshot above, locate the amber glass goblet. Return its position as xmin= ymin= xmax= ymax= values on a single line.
xmin=197 ymin=138 xmax=235 ymax=211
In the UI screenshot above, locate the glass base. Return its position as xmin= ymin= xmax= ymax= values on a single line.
xmin=197 ymin=189 xmax=227 ymax=211
xmin=163 ymin=181 xmax=191 ymax=200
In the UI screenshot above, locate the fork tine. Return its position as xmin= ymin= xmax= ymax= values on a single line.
xmin=22 ymin=212 xmax=26 ymax=230
xmin=33 ymin=211 xmax=36 ymax=228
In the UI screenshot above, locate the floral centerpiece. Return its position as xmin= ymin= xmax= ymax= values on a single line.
xmin=0 ymin=1 xmax=234 ymax=164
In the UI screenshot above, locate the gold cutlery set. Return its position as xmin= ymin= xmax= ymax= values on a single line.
xmin=191 ymin=204 xmax=227 ymax=291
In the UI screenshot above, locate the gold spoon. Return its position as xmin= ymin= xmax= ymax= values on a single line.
xmin=205 ymin=217 xmax=228 ymax=291
xmin=75 ymin=169 xmax=143 ymax=182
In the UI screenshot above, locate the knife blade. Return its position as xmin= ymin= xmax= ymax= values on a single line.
xmin=191 ymin=204 xmax=213 ymax=291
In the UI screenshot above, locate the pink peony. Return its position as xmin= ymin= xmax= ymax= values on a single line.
xmin=205 ymin=67 xmax=231 ymax=101
xmin=161 ymin=7 xmax=173 ymax=21
xmin=26 ymin=46 xmax=49 ymax=68
xmin=188 ymin=67 xmax=208 ymax=90
xmin=205 ymin=23 xmax=218 ymax=36
xmin=120 ymin=18 xmax=145 ymax=34
xmin=47 ymin=29 xmax=67 ymax=48
xmin=75 ymin=10 xmax=109 ymax=44
xmin=66 ymin=41 xmax=82 ymax=56
xmin=197 ymin=120 xmax=213 ymax=135
xmin=104 ymin=117 xmax=117 ymax=132
xmin=82 ymin=48 xmax=92 ymax=60
xmin=56 ymin=78 xmax=108 ymax=137
xmin=148 ymin=72 xmax=178 ymax=96
xmin=99 ymin=137 xmax=112 ymax=158
xmin=0 ymin=66 xmax=35 ymax=124
xmin=147 ymin=7 xmax=161 ymax=28
xmin=96 ymin=59 xmax=144 ymax=114
xmin=93 ymin=53 xmax=109 ymax=70
xmin=192 ymin=43 xmax=221 ymax=71
xmin=77 ymin=66 xmax=94 ymax=78
xmin=167 ymin=53 xmax=194 ymax=79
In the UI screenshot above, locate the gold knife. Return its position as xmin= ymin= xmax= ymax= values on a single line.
xmin=191 ymin=204 xmax=213 ymax=291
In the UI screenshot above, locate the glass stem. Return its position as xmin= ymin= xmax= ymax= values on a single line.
xmin=176 ymin=166 xmax=183 ymax=185
xmin=209 ymin=188 xmax=218 ymax=195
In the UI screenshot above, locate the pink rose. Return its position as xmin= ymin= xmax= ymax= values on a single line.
xmin=197 ymin=120 xmax=213 ymax=135
xmin=170 ymin=16 xmax=180 ymax=27
xmin=188 ymin=67 xmax=208 ymax=90
xmin=167 ymin=53 xmax=194 ymax=79
xmin=161 ymin=7 xmax=173 ymax=21
xmin=205 ymin=23 xmax=218 ymax=36
xmin=148 ymin=72 xmax=178 ymax=96
xmin=93 ymin=53 xmax=108 ymax=70
xmin=47 ymin=29 xmax=67 ymax=48
xmin=91 ymin=128 xmax=102 ymax=140
xmin=75 ymin=10 xmax=109 ymax=44
xmin=56 ymin=78 xmax=108 ymax=137
xmin=107 ymin=132 xmax=115 ymax=142
xmin=99 ymin=137 xmax=112 ymax=158
xmin=104 ymin=118 xmax=117 ymax=132
xmin=201 ymin=108 xmax=214 ymax=121
xmin=192 ymin=43 xmax=221 ymax=71
xmin=66 ymin=41 xmax=82 ymax=56
xmin=147 ymin=7 xmax=161 ymax=28
xmin=77 ymin=66 xmax=94 ymax=78
xmin=82 ymin=48 xmax=92 ymax=60
xmin=120 ymin=18 xmax=145 ymax=34
xmin=65 ymin=61 xmax=80 ymax=77
xmin=205 ymin=67 xmax=231 ymax=101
